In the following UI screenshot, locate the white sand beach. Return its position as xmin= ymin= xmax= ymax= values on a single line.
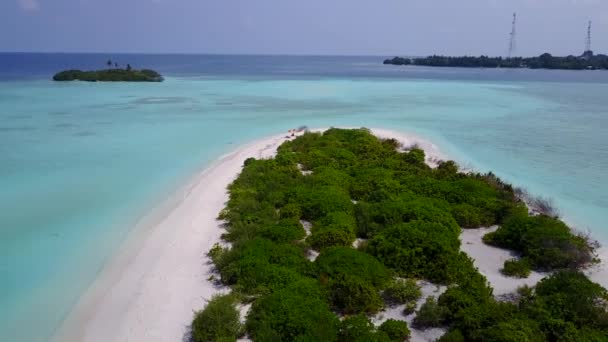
xmin=460 ymin=226 xmax=548 ymax=297
xmin=54 ymin=127 xmax=607 ymax=342
xmin=54 ymin=133 xmax=288 ymax=342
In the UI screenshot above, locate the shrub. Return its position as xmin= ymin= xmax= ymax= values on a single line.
xmin=280 ymin=203 xmax=302 ymax=219
xmin=259 ymin=218 xmax=306 ymax=242
xmin=501 ymin=259 xmax=531 ymax=278
xmin=297 ymin=185 xmax=354 ymax=220
xmin=403 ymin=302 xmax=417 ymax=316
xmin=328 ymin=273 xmax=384 ymax=314
xmin=413 ymin=296 xmax=449 ymax=329
xmin=484 ymin=214 xmax=595 ymax=270
xmin=246 ymin=280 xmax=340 ymax=341
xmin=214 ymin=238 xmax=311 ymax=292
xmin=308 ymin=227 xmax=355 ymax=250
xmin=338 ymin=314 xmax=379 ymax=342
xmin=367 ymin=220 xmax=464 ymax=283
xmin=473 ymin=319 xmax=545 ymax=342
xmin=383 ymin=279 xmax=422 ymax=305
xmin=191 ymin=294 xmax=242 ymax=342
xmin=403 ymin=148 xmax=426 ymax=165
xmin=207 ymin=243 xmax=228 ymax=266
xmin=438 ymin=329 xmax=465 ymax=342
xmin=316 ymin=247 xmax=392 ymax=288
xmin=451 ymin=203 xmax=492 ymax=228
xmin=530 ymin=271 xmax=608 ymax=329
xmin=379 ymin=319 xmax=410 ymax=341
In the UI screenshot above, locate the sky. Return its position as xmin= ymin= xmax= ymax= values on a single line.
xmin=1 ymin=0 xmax=607 ymax=56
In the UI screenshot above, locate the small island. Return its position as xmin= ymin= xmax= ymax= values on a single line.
xmin=384 ymin=50 xmax=608 ymax=70
xmin=53 ymin=59 xmax=163 ymax=82
xmin=189 ymin=128 xmax=606 ymax=342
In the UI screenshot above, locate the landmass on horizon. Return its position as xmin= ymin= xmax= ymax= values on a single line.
xmin=384 ymin=50 xmax=608 ymax=70
xmin=53 ymin=59 xmax=163 ymax=82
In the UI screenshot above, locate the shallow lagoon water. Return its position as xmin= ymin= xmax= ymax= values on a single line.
xmin=1 ymin=54 xmax=608 ymax=341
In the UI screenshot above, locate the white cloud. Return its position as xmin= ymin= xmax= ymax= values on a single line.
xmin=18 ymin=0 xmax=40 ymax=11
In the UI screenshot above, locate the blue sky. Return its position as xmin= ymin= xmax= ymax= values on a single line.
xmin=1 ymin=0 xmax=607 ymax=56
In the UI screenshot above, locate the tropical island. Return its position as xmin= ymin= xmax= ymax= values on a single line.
xmin=53 ymin=59 xmax=163 ymax=82
xmin=384 ymin=50 xmax=608 ymax=70
xmin=189 ymin=128 xmax=607 ymax=341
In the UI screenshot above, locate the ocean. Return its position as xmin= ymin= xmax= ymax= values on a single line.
xmin=1 ymin=53 xmax=607 ymax=341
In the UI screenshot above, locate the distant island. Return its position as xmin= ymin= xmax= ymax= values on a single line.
xmin=53 ymin=59 xmax=163 ymax=82
xmin=384 ymin=50 xmax=608 ymax=70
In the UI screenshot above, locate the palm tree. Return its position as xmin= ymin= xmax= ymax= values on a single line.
xmin=126 ymin=64 xmax=132 ymax=71
xmin=106 ymin=59 xmax=112 ymax=68
xmin=114 ymin=62 xmax=119 ymax=69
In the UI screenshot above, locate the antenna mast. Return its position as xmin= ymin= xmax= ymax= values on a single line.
xmin=508 ymin=13 xmax=517 ymax=59
xmin=585 ymin=20 xmax=592 ymax=53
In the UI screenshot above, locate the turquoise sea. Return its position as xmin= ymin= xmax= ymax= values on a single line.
xmin=1 ymin=54 xmax=607 ymax=341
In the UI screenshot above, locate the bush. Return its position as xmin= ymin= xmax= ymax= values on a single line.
xmin=280 ymin=203 xmax=302 ymax=219
xmin=530 ymin=271 xmax=608 ymax=329
xmin=297 ymin=185 xmax=354 ymax=220
xmin=501 ymin=259 xmax=531 ymax=278
xmin=328 ymin=273 xmax=384 ymax=314
xmin=316 ymin=247 xmax=391 ymax=289
xmin=367 ymin=220 xmax=464 ymax=283
xmin=338 ymin=314 xmax=381 ymax=342
xmin=484 ymin=214 xmax=595 ymax=270
xmin=246 ymin=280 xmax=340 ymax=341
xmin=259 ymin=218 xmax=306 ymax=243
xmin=213 ymin=238 xmax=311 ymax=293
xmin=473 ymin=319 xmax=545 ymax=342
xmin=378 ymin=319 xmax=410 ymax=341
xmin=403 ymin=148 xmax=426 ymax=165
xmin=438 ymin=329 xmax=465 ymax=342
xmin=308 ymin=227 xmax=356 ymax=250
xmin=413 ymin=296 xmax=449 ymax=329
xmin=383 ymin=279 xmax=422 ymax=305
xmin=451 ymin=203 xmax=492 ymax=228
xmin=191 ymin=294 xmax=242 ymax=342
xmin=403 ymin=302 xmax=417 ymax=316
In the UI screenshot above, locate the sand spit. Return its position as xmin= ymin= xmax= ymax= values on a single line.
xmin=55 ymin=127 xmax=606 ymax=342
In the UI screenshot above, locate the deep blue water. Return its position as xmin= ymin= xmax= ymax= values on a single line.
xmin=1 ymin=53 xmax=608 ymax=341
xmin=3 ymin=52 xmax=608 ymax=82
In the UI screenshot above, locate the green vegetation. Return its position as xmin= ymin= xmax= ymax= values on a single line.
xmin=383 ymin=278 xmax=422 ymax=306
xmin=440 ymin=271 xmax=608 ymax=341
xmin=378 ymin=319 xmax=411 ymax=341
xmin=53 ymin=68 xmax=163 ymax=82
xmin=484 ymin=213 xmax=595 ymax=270
xmin=316 ymin=247 xmax=390 ymax=313
xmin=191 ymin=294 xmax=242 ymax=342
xmin=501 ymin=258 xmax=531 ymax=278
xmin=193 ymin=128 xmax=604 ymax=341
xmin=338 ymin=315 xmax=391 ymax=342
xmin=413 ymin=296 xmax=449 ymax=329
xmin=384 ymin=51 xmax=608 ymax=70
xmin=246 ymin=280 xmax=340 ymax=341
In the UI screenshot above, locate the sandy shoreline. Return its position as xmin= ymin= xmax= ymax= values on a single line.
xmin=54 ymin=133 xmax=288 ymax=342
xmin=54 ymin=127 xmax=607 ymax=342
